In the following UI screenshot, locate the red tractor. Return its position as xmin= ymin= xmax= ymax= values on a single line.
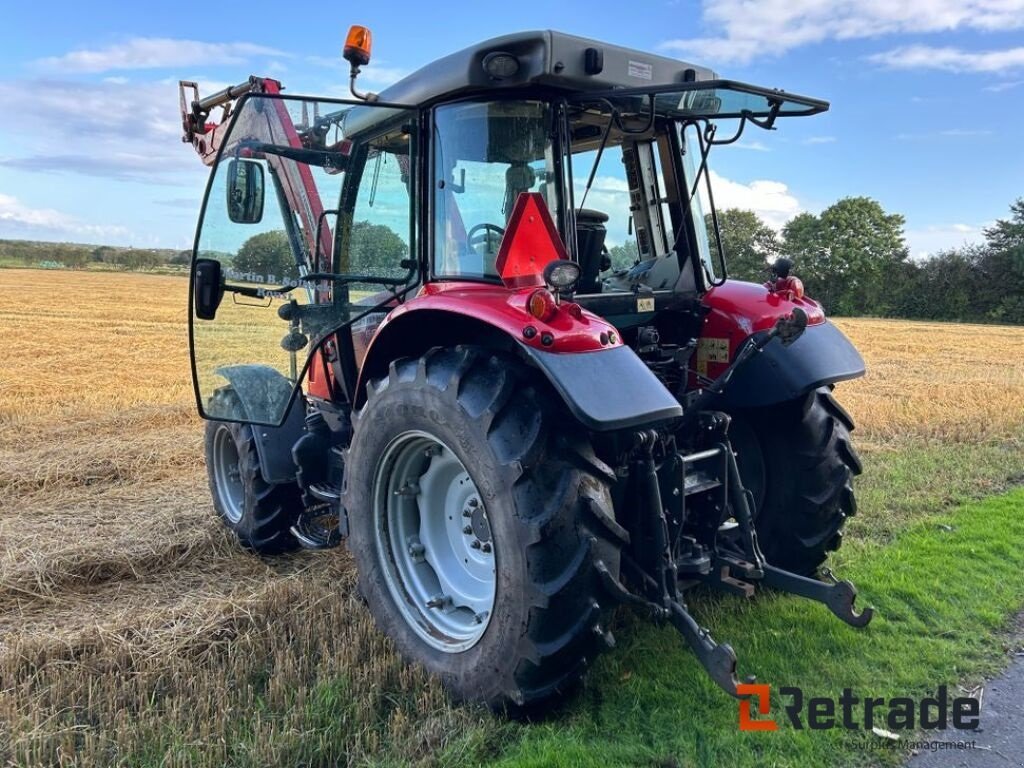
xmin=181 ymin=27 xmax=870 ymax=710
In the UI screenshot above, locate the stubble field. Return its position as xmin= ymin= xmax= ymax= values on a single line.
xmin=0 ymin=268 xmax=1022 ymax=767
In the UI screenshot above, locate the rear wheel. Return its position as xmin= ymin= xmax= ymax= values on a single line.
xmin=343 ymin=347 xmax=621 ymax=710
xmin=204 ymin=388 xmax=302 ymax=554
xmin=729 ymin=386 xmax=862 ymax=576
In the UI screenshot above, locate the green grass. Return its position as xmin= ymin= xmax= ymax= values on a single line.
xmin=422 ymin=440 xmax=1024 ymax=768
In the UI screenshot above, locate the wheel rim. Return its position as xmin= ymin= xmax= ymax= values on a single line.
xmin=211 ymin=426 xmax=245 ymax=524
xmin=373 ymin=431 xmax=496 ymax=652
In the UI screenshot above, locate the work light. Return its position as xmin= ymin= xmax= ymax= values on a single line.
xmin=542 ymin=259 xmax=581 ymax=295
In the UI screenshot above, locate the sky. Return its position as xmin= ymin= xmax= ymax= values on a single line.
xmin=0 ymin=0 xmax=1022 ymax=258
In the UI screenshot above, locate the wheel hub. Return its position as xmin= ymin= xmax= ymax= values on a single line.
xmin=374 ymin=432 xmax=497 ymax=653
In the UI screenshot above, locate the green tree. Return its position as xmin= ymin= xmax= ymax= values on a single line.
xmin=891 ymin=247 xmax=982 ymax=321
xmin=344 ymin=220 xmax=408 ymax=278
xmin=706 ymin=208 xmax=780 ymax=282
xmin=978 ymin=198 xmax=1024 ymax=323
xmin=606 ymin=239 xmax=639 ymax=271
xmin=782 ymin=197 xmax=907 ymax=315
xmin=232 ymin=230 xmax=298 ymax=281
xmin=982 ymin=198 xmax=1024 ymax=252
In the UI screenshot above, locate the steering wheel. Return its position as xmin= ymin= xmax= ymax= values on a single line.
xmin=467 ymin=223 xmax=505 ymax=254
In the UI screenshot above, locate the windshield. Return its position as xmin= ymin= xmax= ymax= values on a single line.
xmin=433 ymin=101 xmax=556 ymax=279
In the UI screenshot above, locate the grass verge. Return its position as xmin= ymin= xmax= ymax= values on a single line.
xmin=431 ymin=486 xmax=1024 ymax=767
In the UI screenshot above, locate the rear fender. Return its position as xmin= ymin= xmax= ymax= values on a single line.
xmin=356 ymin=283 xmax=682 ymax=431
xmin=699 ymin=281 xmax=865 ymax=408
xmin=216 ymin=364 xmax=305 ymax=484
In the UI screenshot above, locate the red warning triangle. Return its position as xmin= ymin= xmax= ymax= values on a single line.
xmin=494 ymin=193 xmax=569 ymax=288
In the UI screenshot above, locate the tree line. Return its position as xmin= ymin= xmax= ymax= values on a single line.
xmin=709 ymin=197 xmax=1024 ymax=325
xmin=0 ymin=239 xmax=189 ymax=271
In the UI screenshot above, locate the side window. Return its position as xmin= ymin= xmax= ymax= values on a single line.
xmin=433 ymin=101 xmax=555 ymax=280
xmin=571 ymin=136 xmax=682 ymax=294
xmin=571 ymin=145 xmax=636 ymax=271
xmin=343 ymin=135 xmax=414 ymax=282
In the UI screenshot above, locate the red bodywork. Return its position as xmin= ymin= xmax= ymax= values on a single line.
xmin=697 ymin=280 xmax=824 ymax=380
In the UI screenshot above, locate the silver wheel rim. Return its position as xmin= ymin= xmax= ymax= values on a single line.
xmin=212 ymin=426 xmax=245 ymax=524
xmin=373 ymin=431 xmax=496 ymax=652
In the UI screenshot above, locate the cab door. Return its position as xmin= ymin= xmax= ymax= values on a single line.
xmin=189 ymin=93 xmax=418 ymax=426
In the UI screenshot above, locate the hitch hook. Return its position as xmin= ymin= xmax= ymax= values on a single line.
xmin=668 ymin=601 xmax=751 ymax=698
xmin=762 ymin=565 xmax=874 ymax=628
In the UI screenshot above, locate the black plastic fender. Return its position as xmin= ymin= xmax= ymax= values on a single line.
xmin=712 ymin=320 xmax=865 ymax=409
xmin=517 ymin=343 xmax=682 ymax=431
xmin=215 ymin=364 xmax=305 ymax=484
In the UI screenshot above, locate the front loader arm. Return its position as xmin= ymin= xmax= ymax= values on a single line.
xmin=179 ymin=77 xmax=333 ymax=274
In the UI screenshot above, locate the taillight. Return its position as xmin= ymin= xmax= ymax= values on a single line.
xmin=788 ymin=276 xmax=805 ymax=300
xmin=527 ymin=288 xmax=557 ymax=321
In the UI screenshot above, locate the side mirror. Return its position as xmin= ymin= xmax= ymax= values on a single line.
xmin=226 ymin=159 xmax=265 ymax=224
xmin=194 ymin=258 xmax=225 ymax=320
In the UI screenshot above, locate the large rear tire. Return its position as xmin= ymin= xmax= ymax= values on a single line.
xmin=342 ymin=347 xmax=621 ymax=710
xmin=729 ymin=386 xmax=862 ymax=576
xmin=204 ymin=388 xmax=302 ymax=555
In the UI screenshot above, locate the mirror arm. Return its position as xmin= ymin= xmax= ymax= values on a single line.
xmin=237 ymin=140 xmax=349 ymax=171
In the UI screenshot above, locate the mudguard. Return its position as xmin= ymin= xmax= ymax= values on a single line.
xmin=216 ymin=364 xmax=305 ymax=484
xmin=712 ymin=320 xmax=865 ymax=409
xmin=518 ymin=343 xmax=682 ymax=431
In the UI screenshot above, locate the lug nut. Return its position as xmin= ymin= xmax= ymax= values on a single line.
xmin=471 ymin=540 xmax=481 ymax=549
xmin=481 ymin=542 xmax=492 ymax=553
xmin=469 ymin=498 xmax=479 ymax=508
xmin=463 ymin=525 xmax=473 ymax=535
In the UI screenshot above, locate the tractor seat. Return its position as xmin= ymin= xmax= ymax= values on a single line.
xmin=575 ymin=208 xmax=609 ymax=294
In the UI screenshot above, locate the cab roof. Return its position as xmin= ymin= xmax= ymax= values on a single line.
xmin=376 ymin=30 xmax=718 ymax=107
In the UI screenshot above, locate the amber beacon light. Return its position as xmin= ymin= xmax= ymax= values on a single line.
xmin=344 ymin=25 xmax=373 ymax=67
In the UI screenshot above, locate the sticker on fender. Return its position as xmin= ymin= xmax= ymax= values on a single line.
xmin=637 ymin=297 xmax=655 ymax=312
xmin=696 ymin=337 xmax=730 ymax=376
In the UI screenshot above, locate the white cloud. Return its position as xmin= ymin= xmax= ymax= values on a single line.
xmin=700 ymin=170 xmax=803 ymax=229
xmin=661 ymin=0 xmax=1024 ymax=64
xmin=0 ymin=193 xmax=128 ymax=240
xmin=0 ymin=78 xmax=203 ymax=182
xmin=983 ymin=79 xmax=1024 ymax=91
xmin=734 ymin=140 xmax=770 ymax=151
xmin=804 ymin=136 xmax=837 ymax=145
xmin=869 ymin=44 xmax=1024 ymax=73
xmin=904 ymin=222 xmax=986 ymax=259
xmin=35 ymin=38 xmax=288 ymax=73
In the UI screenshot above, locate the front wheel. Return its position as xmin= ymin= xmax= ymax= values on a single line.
xmin=343 ymin=347 xmax=621 ymax=710
xmin=204 ymin=388 xmax=302 ymax=554
xmin=729 ymin=386 xmax=862 ymax=576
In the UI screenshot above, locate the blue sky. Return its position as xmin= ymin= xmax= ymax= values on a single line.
xmin=0 ymin=0 xmax=1022 ymax=257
